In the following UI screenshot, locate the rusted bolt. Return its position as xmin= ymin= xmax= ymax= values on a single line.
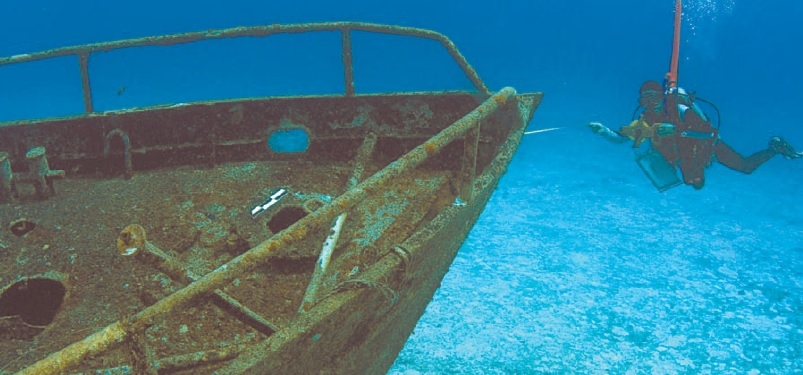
xmin=423 ymin=141 xmax=437 ymax=156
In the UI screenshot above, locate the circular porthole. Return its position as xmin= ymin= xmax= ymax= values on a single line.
xmin=268 ymin=128 xmax=310 ymax=153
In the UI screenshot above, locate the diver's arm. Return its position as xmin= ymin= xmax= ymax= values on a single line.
xmin=588 ymin=122 xmax=629 ymax=144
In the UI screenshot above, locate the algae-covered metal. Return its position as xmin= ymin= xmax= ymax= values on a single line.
xmin=0 ymin=22 xmax=542 ymax=374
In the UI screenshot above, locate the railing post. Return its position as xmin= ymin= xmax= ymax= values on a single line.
xmin=341 ymin=28 xmax=355 ymax=96
xmin=436 ymin=37 xmax=490 ymax=95
xmin=78 ymin=52 xmax=94 ymax=113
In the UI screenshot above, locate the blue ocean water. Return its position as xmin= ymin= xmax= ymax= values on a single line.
xmin=1 ymin=0 xmax=801 ymax=373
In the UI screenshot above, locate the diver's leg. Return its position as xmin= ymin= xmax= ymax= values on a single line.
xmin=713 ymin=140 xmax=776 ymax=174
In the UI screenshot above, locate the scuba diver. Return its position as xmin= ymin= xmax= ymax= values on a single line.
xmin=589 ymin=80 xmax=802 ymax=191
xmin=588 ymin=0 xmax=800 ymax=191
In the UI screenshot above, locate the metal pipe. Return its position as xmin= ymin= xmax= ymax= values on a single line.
xmin=74 ymin=344 xmax=247 ymax=375
xmin=117 ymin=224 xmax=279 ymax=336
xmin=151 ymin=343 xmax=246 ymax=373
xmin=299 ymin=213 xmax=346 ymax=314
xmin=299 ymin=132 xmax=377 ymax=313
xmin=16 ymin=87 xmax=514 ymax=375
xmin=299 ymin=133 xmax=374 ymax=311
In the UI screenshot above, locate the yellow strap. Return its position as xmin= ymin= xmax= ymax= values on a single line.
xmin=619 ymin=118 xmax=654 ymax=147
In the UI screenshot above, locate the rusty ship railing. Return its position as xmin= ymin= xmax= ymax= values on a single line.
xmin=0 ymin=21 xmax=491 ymax=115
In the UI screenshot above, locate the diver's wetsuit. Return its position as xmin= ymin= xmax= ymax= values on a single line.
xmin=619 ymin=85 xmax=780 ymax=189
xmin=664 ymin=95 xmax=778 ymax=188
xmin=593 ymin=80 xmax=802 ymax=190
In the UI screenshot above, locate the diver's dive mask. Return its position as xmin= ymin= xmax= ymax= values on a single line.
xmin=639 ymin=89 xmax=663 ymax=109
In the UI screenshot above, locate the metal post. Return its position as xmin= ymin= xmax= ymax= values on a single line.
xmin=0 ymin=152 xmax=13 ymax=202
xmin=78 ymin=52 xmax=93 ymax=114
xmin=341 ymin=28 xmax=355 ymax=96
xmin=25 ymin=146 xmax=64 ymax=197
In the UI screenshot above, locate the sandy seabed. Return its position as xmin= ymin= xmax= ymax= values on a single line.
xmin=391 ymin=127 xmax=803 ymax=374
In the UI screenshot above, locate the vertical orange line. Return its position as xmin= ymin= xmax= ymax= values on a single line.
xmin=667 ymin=0 xmax=682 ymax=88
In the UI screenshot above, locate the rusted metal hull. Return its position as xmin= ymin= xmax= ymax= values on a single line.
xmin=221 ymin=103 xmax=532 ymax=374
xmin=0 ymin=22 xmax=543 ymax=375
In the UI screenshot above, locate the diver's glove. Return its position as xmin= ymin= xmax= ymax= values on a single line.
xmin=769 ymin=137 xmax=803 ymax=159
xmin=589 ymin=122 xmax=619 ymax=137
xmin=588 ymin=121 xmax=607 ymax=134
xmin=589 ymin=122 xmax=628 ymax=144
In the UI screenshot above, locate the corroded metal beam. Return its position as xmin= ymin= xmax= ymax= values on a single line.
xmin=75 ymin=344 xmax=248 ymax=375
xmin=299 ymin=132 xmax=378 ymax=313
xmin=117 ymin=224 xmax=280 ymax=336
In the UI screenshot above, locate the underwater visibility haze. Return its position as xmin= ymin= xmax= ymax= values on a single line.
xmin=1 ymin=0 xmax=802 ymax=373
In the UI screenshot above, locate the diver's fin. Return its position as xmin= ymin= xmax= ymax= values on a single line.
xmin=770 ymin=137 xmax=802 ymax=159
